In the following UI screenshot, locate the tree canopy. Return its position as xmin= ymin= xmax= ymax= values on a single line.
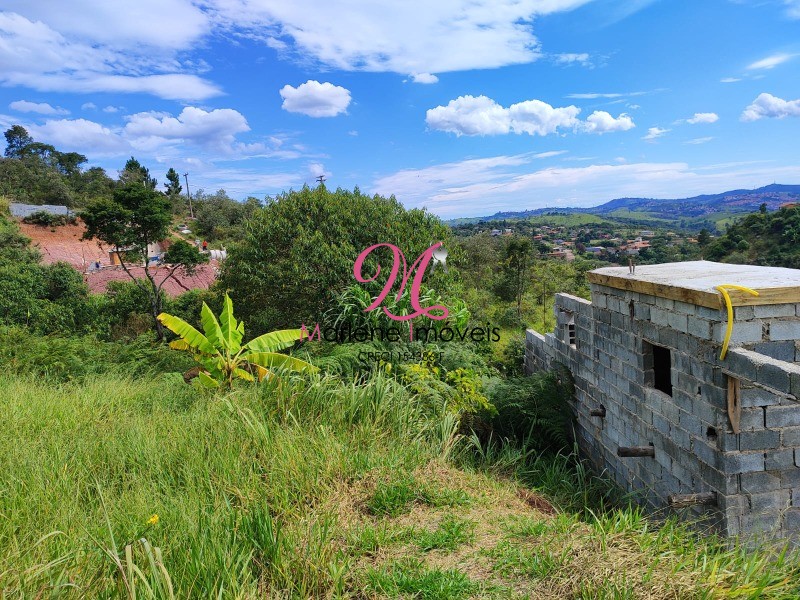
xmin=218 ymin=185 xmax=453 ymax=334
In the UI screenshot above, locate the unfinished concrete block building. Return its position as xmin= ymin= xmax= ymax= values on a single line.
xmin=525 ymin=261 xmax=800 ymax=539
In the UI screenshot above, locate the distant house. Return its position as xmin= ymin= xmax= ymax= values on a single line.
xmin=639 ymin=230 xmax=655 ymax=238
xmin=585 ymin=246 xmax=605 ymax=255
xmin=490 ymin=229 xmax=501 ymax=236
xmin=9 ymin=203 xmax=73 ymax=219
xmin=503 ymin=228 xmax=513 ymax=235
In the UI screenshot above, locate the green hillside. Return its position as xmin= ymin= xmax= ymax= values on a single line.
xmin=705 ymin=204 xmax=800 ymax=268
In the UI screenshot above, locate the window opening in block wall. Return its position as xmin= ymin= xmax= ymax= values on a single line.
xmin=643 ymin=341 xmax=672 ymax=397
xmin=567 ymin=316 xmax=576 ymax=347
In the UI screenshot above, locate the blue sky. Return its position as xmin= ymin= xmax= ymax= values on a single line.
xmin=1 ymin=0 xmax=800 ymax=218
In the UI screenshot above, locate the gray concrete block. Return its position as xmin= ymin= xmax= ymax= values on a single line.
xmin=782 ymin=427 xmax=800 ymax=447
xmin=769 ymin=320 xmax=800 ymax=341
xmin=713 ymin=321 xmax=764 ymax=344
xmin=758 ymin=359 xmax=792 ymax=393
xmin=687 ymin=316 xmax=712 ymax=340
xmin=765 ymin=449 xmax=796 ymax=470
xmin=765 ymin=405 xmax=800 ymax=428
xmin=741 ymin=512 xmax=781 ymax=534
xmin=748 ymin=489 xmax=791 ymax=512
xmin=740 ymin=430 xmax=780 ymax=451
xmin=733 ymin=305 xmax=756 ymax=321
xmin=726 ymin=348 xmax=763 ymax=383
xmin=740 ymin=471 xmax=781 ymax=494
xmin=754 ymin=304 xmax=798 ymax=319
xmin=752 ymin=341 xmax=796 ymax=362
xmin=783 ymin=508 xmax=800 ymax=531
xmin=650 ymin=306 xmax=671 ymax=328
xmin=741 ymin=386 xmax=783 ymax=408
xmin=781 ymin=467 xmax=800 ymax=488
xmin=737 ymin=406 xmax=764 ymax=434
xmin=723 ymin=452 xmax=765 ymax=474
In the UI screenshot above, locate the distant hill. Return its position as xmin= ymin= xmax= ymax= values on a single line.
xmin=705 ymin=203 xmax=800 ymax=269
xmin=448 ymin=185 xmax=800 ymax=230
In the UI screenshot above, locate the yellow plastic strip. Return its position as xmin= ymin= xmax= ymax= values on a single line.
xmin=715 ymin=284 xmax=760 ymax=360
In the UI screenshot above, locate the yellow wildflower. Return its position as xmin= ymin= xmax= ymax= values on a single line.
xmin=147 ymin=514 xmax=160 ymax=526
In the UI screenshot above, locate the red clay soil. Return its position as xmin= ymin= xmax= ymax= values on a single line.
xmin=18 ymin=221 xmax=218 ymax=296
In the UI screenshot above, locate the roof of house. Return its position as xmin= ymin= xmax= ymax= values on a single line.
xmin=10 ymin=203 xmax=73 ymax=218
xmin=588 ymin=260 xmax=800 ymax=308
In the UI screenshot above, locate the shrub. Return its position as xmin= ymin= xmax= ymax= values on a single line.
xmin=485 ymin=370 xmax=574 ymax=452
xmin=22 ymin=210 xmax=76 ymax=227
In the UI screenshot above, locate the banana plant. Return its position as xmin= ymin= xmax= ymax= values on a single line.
xmin=157 ymin=293 xmax=317 ymax=389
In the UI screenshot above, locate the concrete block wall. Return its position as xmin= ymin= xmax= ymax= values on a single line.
xmin=525 ymin=287 xmax=800 ymax=540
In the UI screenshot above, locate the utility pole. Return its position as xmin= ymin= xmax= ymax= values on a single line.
xmin=183 ymin=172 xmax=194 ymax=219
xmin=315 ymin=174 xmax=326 ymax=185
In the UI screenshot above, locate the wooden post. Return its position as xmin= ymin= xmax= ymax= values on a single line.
xmin=617 ymin=445 xmax=655 ymax=457
xmin=667 ymin=492 xmax=717 ymax=508
xmin=590 ymin=406 xmax=606 ymax=418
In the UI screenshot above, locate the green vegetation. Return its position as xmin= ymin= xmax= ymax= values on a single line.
xmin=2 ymin=369 xmax=799 ymax=598
xmin=158 ymin=293 xmax=315 ymax=388
xmin=81 ymin=182 xmax=207 ymax=339
xmin=2 ymin=137 xmax=800 ymax=597
xmin=706 ymin=204 xmax=800 ymax=268
xmin=219 ymin=184 xmax=453 ymax=334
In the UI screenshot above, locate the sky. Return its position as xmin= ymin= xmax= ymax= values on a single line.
xmin=1 ymin=0 xmax=800 ymax=219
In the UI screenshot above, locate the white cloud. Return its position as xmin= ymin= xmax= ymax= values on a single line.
xmin=9 ymin=100 xmax=68 ymax=115
xmin=348 ymin=130 xmax=359 ymax=136
xmin=426 ymin=96 xmax=635 ymax=137
xmin=410 ymin=72 xmax=439 ymax=84
xmin=642 ymin=126 xmax=669 ymax=140
xmin=720 ymin=77 xmax=741 ymax=83
xmin=123 ymin=106 xmax=251 ymax=152
xmin=103 ymin=105 xmax=122 ymax=113
xmin=426 ymin=95 xmax=511 ymax=136
xmin=685 ymin=137 xmax=714 ymax=145
xmin=81 ymin=102 xmax=96 ymax=110
xmin=213 ymin=0 xmax=592 ymax=73
xmin=372 ymin=154 xmax=800 ymax=218
xmin=741 ymin=92 xmax=800 ymax=121
xmin=26 ymin=118 xmax=129 ymax=154
xmin=509 ymin=100 xmax=580 ymax=136
xmin=582 ymin=111 xmax=635 ymax=134
xmin=746 ymin=52 xmax=797 ymax=70
xmin=0 ymin=11 xmax=220 ymax=101
xmin=307 ymin=162 xmax=331 ymax=181
xmin=2 ymin=0 xmax=208 ymax=49
xmin=786 ymin=0 xmax=800 ymax=18
xmin=553 ymin=52 xmax=591 ymax=66
xmin=686 ymin=112 xmax=719 ymax=124
xmin=279 ymin=80 xmax=352 ymax=117
xmin=566 ymin=91 xmax=647 ymax=99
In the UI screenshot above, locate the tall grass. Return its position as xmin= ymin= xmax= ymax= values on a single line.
xmin=0 ymin=371 xmax=451 ymax=597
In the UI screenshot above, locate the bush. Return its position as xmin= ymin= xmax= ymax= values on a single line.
xmin=0 ymin=326 xmax=193 ymax=382
xmin=21 ymin=210 xmax=76 ymax=227
xmin=485 ymin=370 xmax=574 ymax=452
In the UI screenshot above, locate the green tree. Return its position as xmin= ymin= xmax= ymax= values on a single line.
xmin=697 ymin=228 xmax=710 ymax=247
xmin=4 ymin=125 xmax=33 ymax=158
xmin=494 ymin=237 xmax=533 ymax=318
xmin=119 ymin=157 xmax=157 ymax=190
xmin=81 ymin=183 xmax=207 ymax=339
xmin=219 ymin=185 xmax=452 ymax=333
xmin=164 ymin=167 xmax=185 ymax=214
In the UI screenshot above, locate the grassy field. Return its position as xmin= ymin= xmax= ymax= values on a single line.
xmin=1 ymin=371 xmax=799 ymax=598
